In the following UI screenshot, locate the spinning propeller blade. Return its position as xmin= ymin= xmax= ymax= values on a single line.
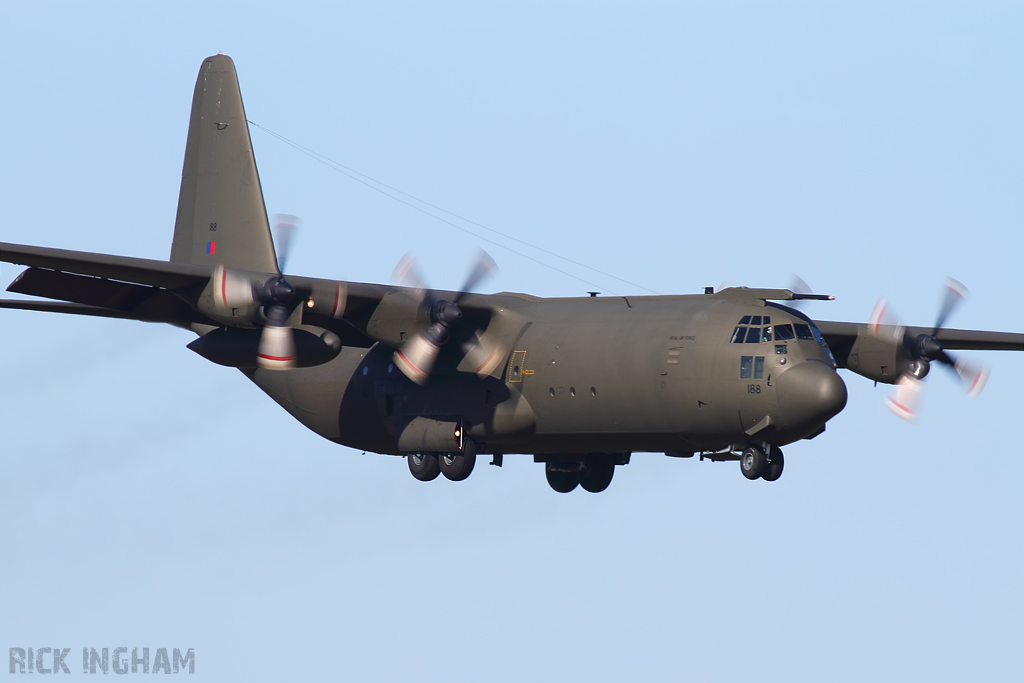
xmin=872 ymin=279 xmax=989 ymax=420
xmin=392 ymin=250 xmax=501 ymax=384
xmin=933 ymin=278 xmax=968 ymax=335
xmin=212 ymin=264 xmax=255 ymax=311
xmin=257 ymin=322 xmax=296 ymax=370
xmin=885 ymin=375 xmax=924 ymax=422
xmin=208 ymin=214 xmax=306 ymax=370
xmin=272 ymin=214 xmax=299 ymax=274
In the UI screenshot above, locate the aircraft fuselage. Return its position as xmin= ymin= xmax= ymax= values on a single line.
xmin=251 ymin=292 xmax=847 ymax=459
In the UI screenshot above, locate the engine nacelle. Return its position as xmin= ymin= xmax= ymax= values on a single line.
xmin=844 ymin=327 xmax=918 ymax=384
xmin=187 ymin=325 xmax=341 ymax=368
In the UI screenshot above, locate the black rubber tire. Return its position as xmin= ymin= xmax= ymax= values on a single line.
xmin=408 ymin=453 xmax=441 ymax=481
xmin=740 ymin=446 xmax=767 ymax=480
xmin=762 ymin=448 xmax=784 ymax=482
xmin=580 ymin=456 xmax=615 ymax=493
xmin=439 ymin=439 xmax=477 ymax=481
xmin=545 ymin=462 xmax=579 ymax=493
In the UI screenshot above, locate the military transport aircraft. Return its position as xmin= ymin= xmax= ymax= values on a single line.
xmin=2 ymin=55 xmax=1022 ymax=493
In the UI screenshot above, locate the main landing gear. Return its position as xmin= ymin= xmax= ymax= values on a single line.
xmin=543 ymin=454 xmax=624 ymax=493
xmin=739 ymin=444 xmax=784 ymax=482
xmin=407 ymin=438 xmax=478 ymax=482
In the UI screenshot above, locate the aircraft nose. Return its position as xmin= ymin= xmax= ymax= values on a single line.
xmin=776 ymin=360 xmax=848 ymax=436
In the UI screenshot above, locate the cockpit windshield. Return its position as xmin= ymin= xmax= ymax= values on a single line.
xmin=810 ymin=324 xmax=835 ymax=362
xmin=774 ymin=324 xmax=795 ymax=340
xmin=728 ymin=316 xmax=834 ymax=362
xmin=793 ymin=324 xmax=815 ymax=340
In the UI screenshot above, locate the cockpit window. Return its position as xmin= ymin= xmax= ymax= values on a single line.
xmin=750 ymin=316 xmax=762 ymax=326
xmin=729 ymin=320 xmax=796 ymax=344
xmin=811 ymin=324 xmax=836 ymax=363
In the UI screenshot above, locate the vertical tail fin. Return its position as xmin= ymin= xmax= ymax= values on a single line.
xmin=170 ymin=54 xmax=279 ymax=274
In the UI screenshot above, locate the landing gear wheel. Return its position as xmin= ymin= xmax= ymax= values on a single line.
xmin=408 ymin=453 xmax=441 ymax=481
xmin=545 ymin=462 xmax=579 ymax=493
xmin=439 ymin=439 xmax=477 ymax=481
xmin=580 ymin=456 xmax=615 ymax=493
xmin=762 ymin=448 xmax=784 ymax=482
xmin=740 ymin=446 xmax=767 ymax=480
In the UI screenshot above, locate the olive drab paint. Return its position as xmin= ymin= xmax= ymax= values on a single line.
xmin=1 ymin=54 xmax=1022 ymax=493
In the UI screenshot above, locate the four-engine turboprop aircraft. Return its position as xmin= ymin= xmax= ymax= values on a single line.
xmin=2 ymin=55 xmax=1023 ymax=493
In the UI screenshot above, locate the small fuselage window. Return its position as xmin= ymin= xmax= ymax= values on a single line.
xmin=741 ymin=355 xmax=765 ymax=379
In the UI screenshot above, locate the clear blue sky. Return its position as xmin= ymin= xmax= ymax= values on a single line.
xmin=1 ymin=2 xmax=1022 ymax=680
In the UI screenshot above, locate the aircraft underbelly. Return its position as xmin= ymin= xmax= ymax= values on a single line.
xmin=250 ymin=345 xmax=399 ymax=454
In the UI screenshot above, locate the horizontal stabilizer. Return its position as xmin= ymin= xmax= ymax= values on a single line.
xmin=6 ymin=267 xmax=216 ymax=326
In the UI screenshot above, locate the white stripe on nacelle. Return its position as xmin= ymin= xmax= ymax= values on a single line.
xmin=212 ymin=264 xmax=255 ymax=311
xmin=257 ymin=325 xmax=296 ymax=370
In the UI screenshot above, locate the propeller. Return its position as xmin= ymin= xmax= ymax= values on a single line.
xmin=209 ymin=214 xmax=304 ymax=370
xmin=392 ymin=250 xmax=503 ymax=385
xmin=869 ymin=278 xmax=989 ymax=421
xmin=788 ymin=275 xmax=813 ymax=309
xmin=273 ymin=214 xmax=299 ymax=273
xmin=259 ymin=215 xmax=300 ymax=369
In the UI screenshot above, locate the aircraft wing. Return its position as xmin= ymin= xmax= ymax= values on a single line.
xmin=0 ymin=241 xmax=491 ymax=348
xmin=816 ymin=320 xmax=1024 ymax=369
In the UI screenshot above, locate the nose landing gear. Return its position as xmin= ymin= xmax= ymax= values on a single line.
xmin=762 ymin=448 xmax=784 ymax=481
xmin=739 ymin=444 xmax=784 ymax=482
